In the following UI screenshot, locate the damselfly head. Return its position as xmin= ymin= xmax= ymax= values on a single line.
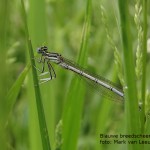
xmin=37 ymin=46 xmax=48 ymax=54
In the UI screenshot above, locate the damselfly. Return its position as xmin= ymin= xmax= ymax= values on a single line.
xmin=35 ymin=46 xmax=124 ymax=102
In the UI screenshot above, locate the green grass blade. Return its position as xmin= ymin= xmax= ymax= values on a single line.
xmin=28 ymin=0 xmax=47 ymax=46
xmin=118 ymin=1 xmax=141 ymax=150
xmin=62 ymin=0 xmax=92 ymax=150
xmin=28 ymin=40 xmax=51 ymax=150
xmin=0 ymin=0 xmax=9 ymax=149
xmin=27 ymin=0 xmax=56 ymax=148
xmin=140 ymin=0 xmax=148 ymax=131
xmin=21 ymin=0 xmax=51 ymax=149
xmin=6 ymin=63 xmax=31 ymax=122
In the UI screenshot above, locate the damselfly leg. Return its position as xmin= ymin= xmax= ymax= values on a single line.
xmin=47 ymin=61 xmax=56 ymax=79
xmin=33 ymin=56 xmax=45 ymax=73
xmin=34 ymin=56 xmax=56 ymax=84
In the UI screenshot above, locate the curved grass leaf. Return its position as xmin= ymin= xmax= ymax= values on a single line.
xmin=6 ymin=63 xmax=31 ymax=123
xmin=21 ymin=0 xmax=51 ymax=149
xmin=118 ymin=1 xmax=141 ymax=150
xmin=62 ymin=0 xmax=92 ymax=150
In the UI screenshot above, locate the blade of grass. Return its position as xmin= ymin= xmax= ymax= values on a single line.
xmin=141 ymin=0 xmax=147 ymax=131
xmin=28 ymin=0 xmax=56 ymax=148
xmin=6 ymin=63 xmax=31 ymax=123
xmin=0 ymin=0 xmax=9 ymax=149
xmin=21 ymin=0 xmax=51 ymax=149
xmin=28 ymin=0 xmax=47 ymax=46
xmin=118 ymin=1 xmax=141 ymax=150
xmin=95 ymin=100 xmax=114 ymax=150
xmin=28 ymin=40 xmax=51 ymax=150
xmin=62 ymin=0 xmax=91 ymax=150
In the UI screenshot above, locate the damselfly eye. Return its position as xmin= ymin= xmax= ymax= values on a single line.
xmin=37 ymin=48 xmax=42 ymax=53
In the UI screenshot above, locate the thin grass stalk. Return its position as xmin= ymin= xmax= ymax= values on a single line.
xmin=28 ymin=40 xmax=51 ymax=150
xmin=62 ymin=0 xmax=91 ymax=150
xmin=141 ymin=0 xmax=147 ymax=132
xmin=28 ymin=0 xmax=55 ymax=149
xmin=0 ymin=0 xmax=9 ymax=149
xmin=6 ymin=63 xmax=31 ymax=123
xmin=21 ymin=0 xmax=51 ymax=149
xmin=118 ymin=0 xmax=141 ymax=150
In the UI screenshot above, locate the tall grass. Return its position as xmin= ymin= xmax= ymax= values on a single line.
xmin=21 ymin=0 xmax=51 ymax=149
xmin=26 ymin=0 xmax=55 ymax=149
xmin=118 ymin=0 xmax=147 ymax=149
xmin=62 ymin=0 xmax=91 ymax=150
xmin=118 ymin=0 xmax=140 ymax=132
xmin=0 ymin=0 xmax=149 ymax=150
xmin=141 ymin=0 xmax=148 ymax=131
xmin=0 ymin=0 xmax=9 ymax=149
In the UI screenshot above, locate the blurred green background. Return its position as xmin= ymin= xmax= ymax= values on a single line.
xmin=0 ymin=0 xmax=150 ymax=150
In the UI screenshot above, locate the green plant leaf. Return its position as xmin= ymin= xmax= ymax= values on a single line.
xmin=21 ymin=0 xmax=51 ymax=149
xmin=62 ymin=0 xmax=92 ymax=150
xmin=6 ymin=63 xmax=31 ymax=122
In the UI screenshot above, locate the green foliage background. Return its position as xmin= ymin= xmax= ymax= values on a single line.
xmin=0 ymin=0 xmax=150 ymax=150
